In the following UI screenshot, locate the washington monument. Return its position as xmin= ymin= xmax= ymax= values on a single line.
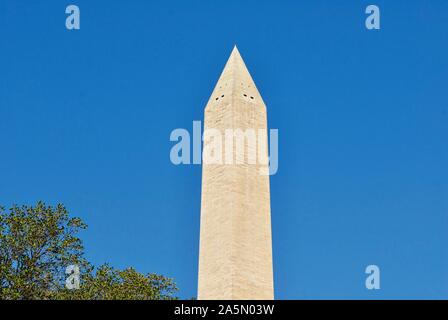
xmin=198 ymin=46 xmax=274 ymax=300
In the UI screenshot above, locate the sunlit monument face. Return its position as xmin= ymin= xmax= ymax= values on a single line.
xmin=197 ymin=46 xmax=274 ymax=300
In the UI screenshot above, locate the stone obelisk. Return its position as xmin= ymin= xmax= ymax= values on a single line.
xmin=198 ymin=46 xmax=274 ymax=300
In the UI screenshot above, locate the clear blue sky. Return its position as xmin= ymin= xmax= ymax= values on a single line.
xmin=1 ymin=0 xmax=447 ymax=299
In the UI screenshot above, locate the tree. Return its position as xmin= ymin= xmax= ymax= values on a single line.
xmin=55 ymin=264 xmax=177 ymax=300
xmin=0 ymin=202 xmax=177 ymax=300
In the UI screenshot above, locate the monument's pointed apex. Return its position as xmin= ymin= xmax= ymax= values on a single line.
xmin=223 ymin=45 xmax=245 ymax=73
xmin=229 ymin=45 xmax=246 ymax=69
xmin=231 ymin=44 xmax=240 ymax=55
xmin=207 ymin=46 xmax=263 ymax=107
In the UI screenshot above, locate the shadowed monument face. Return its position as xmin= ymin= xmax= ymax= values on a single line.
xmin=197 ymin=46 xmax=274 ymax=300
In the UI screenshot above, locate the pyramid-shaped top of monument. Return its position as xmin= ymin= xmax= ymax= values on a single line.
xmin=219 ymin=45 xmax=257 ymax=88
xmin=206 ymin=46 xmax=265 ymax=108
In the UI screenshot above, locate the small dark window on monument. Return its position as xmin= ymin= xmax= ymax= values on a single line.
xmin=221 ymin=95 xmax=224 ymax=97
xmin=243 ymin=94 xmax=247 ymax=97
xmin=215 ymin=97 xmax=219 ymax=100
xmin=250 ymin=96 xmax=254 ymax=99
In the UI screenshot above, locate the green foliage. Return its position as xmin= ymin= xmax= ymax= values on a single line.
xmin=55 ymin=264 xmax=177 ymax=300
xmin=0 ymin=202 xmax=177 ymax=300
